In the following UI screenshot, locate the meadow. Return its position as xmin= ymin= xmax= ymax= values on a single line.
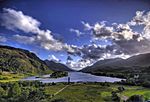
xmin=48 ymin=83 xmax=150 ymax=102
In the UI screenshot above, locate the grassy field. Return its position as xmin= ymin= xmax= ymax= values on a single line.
xmin=0 ymin=79 xmax=150 ymax=101
xmin=0 ymin=72 xmax=35 ymax=82
xmin=42 ymin=83 xmax=150 ymax=102
xmin=0 ymin=72 xmax=150 ymax=101
xmin=122 ymin=86 xmax=150 ymax=101
xmin=0 ymin=70 xmax=53 ymax=82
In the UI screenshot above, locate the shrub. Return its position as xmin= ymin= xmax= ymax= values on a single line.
xmin=8 ymin=83 xmax=21 ymax=97
xmin=127 ymin=95 xmax=144 ymax=102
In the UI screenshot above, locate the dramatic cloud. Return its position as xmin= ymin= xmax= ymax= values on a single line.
xmin=1 ymin=8 xmax=40 ymax=33
xmin=2 ymin=8 xmax=150 ymax=69
xmin=80 ymin=11 xmax=150 ymax=58
xmin=129 ymin=11 xmax=150 ymax=39
xmin=113 ymin=24 xmax=135 ymax=40
xmin=82 ymin=21 xmax=140 ymax=41
xmin=67 ymin=10 xmax=150 ymax=69
xmin=80 ymin=44 xmax=107 ymax=59
xmin=1 ymin=8 xmax=75 ymax=52
xmin=92 ymin=22 xmax=114 ymax=39
xmin=76 ymin=44 xmax=128 ymax=60
xmin=66 ymin=58 xmax=94 ymax=70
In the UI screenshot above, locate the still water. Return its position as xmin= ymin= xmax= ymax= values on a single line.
xmin=22 ymin=72 xmax=123 ymax=83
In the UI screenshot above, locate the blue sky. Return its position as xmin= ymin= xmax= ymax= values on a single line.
xmin=0 ymin=0 xmax=150 ymax=69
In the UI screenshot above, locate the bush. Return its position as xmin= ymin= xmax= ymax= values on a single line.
xmin=27 ymin=90 xmax=46 ymax=102
xmin=118 ymin=86 xmax=125 ymax=92
xmin=111 ymin=91 xmax=120 ymax=102
xmin=50 ymin=71 xmax=68 ymax=78
xmin=142 ymin=80 xmax=150 ymax=88
xmin=127 ymin=95 xmax=144 ymax=102
xmin=0 ymin=86 xmax=6 ymax=97
xmin=8 ymin=83 xmax=21 ymax=97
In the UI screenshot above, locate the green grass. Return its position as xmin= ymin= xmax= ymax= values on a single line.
xmin=122 ymin=87 xmax=150 ymax=100
xmin=48 ymin=84 xmax=115 ymax=102
xmin=43 ymin=83 xmax=150 ymax=102
xmin=44 ymin=84 xmax=66 ymax=95
xmin=49 ymin=84 xmax=100 ymax=102
xmin=0 ymin=71 xmax=149 ymax=101
xmin=0 ymin=80 xmax=149 ymax=102
xmin=0 ymin=70 xmax=53 ymax=83
xmin=0 ymin=72 xmax=36 ymax=82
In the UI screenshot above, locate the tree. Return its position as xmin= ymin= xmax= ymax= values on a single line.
xmin=8 ymin=83 xmax=21 ymax=97
xmin=118 ymin=86 xmax=125 ymax=93
xmin=27 ymin=90 xmax=46 ymax=102
xmin=0 ymin=86 xmax=6 ymax=97
xmin=111 ymin=91 xmax=120 ymax=102
xmin=17 ymin=90 xmax=30 ymax=102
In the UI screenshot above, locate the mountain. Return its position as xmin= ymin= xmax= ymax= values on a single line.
xmin=0 ymin=45 xmax=52 ymax=74
xmin=81 ymin=53 xmax=150 ymax=73
xmin=45 ymin=60 xmax=73 ymax=71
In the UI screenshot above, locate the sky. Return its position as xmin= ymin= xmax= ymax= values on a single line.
xmin=0 ymin=0 xmax=150 ymax=70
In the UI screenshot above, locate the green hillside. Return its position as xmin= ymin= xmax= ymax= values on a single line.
xmin=0 ymin=45 xmax=52 ymax=74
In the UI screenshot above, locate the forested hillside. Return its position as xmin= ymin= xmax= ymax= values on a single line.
xmin=0 ymin=45 xmax=52 ymax=74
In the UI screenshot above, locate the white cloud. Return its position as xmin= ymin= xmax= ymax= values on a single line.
xmin=66 ymin=59 xmax=94 ymax=70
xmin=1 ymin=8 xmax=75 ymax=53
xmin=129 ymin=11 xmax=150 ymax=39
xmin=91 ymin=22 xmax=114 ymax=39
xmin=72 ymin=11 xmax=150 ymax=69
xmin=1 ymin=8 xmax=40 ymax=33
xmin=82 ymin=21 xmax=138 ymax=41
xmin=69 ymin=28 xmax=84 ymax=36
xmin=2 ymin=8 xmax=150 ymax=69
xmin=66 ymin=51 xmax=131 ymax=70
xmin=13 ymin=34 xmax=35 ymax=44
xmin=71 ymin=11 xmax=150 ymax=69
xmin=49 ymin=55 xmax=60 ymax=62
xmin=113 ymin=24 xmax=134 ymax=40
xmin=101 ymin=53 xmax=130 ymax=60
xmin=81 ymin=21 xmax=92 ymax=30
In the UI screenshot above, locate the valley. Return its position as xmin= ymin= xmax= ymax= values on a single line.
xmin=0 ymin=45 xmax=150 ymax=102
xmin=1 ymin=1 xmax=150 ymax=101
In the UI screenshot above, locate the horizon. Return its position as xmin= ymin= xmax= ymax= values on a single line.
xmin=0 ymin=0 xmax=150 ymax=70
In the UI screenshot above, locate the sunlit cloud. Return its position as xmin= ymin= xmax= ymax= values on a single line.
xmin=1 ymin=8 xmax=150 ymax=69
xmin=1 ymin=8 xmax=75 ymax=53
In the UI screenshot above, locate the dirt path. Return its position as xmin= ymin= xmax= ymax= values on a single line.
xmin=121 ymin=95 xmax=128 ymax=101
xmin=53 ymin=85 xmax=69 ymax=96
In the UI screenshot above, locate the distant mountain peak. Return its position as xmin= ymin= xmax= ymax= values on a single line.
xmin=44 ymin=59 xmax=74 ymax=71
xmin=81 ymin=53 xmax=150 ymax=72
